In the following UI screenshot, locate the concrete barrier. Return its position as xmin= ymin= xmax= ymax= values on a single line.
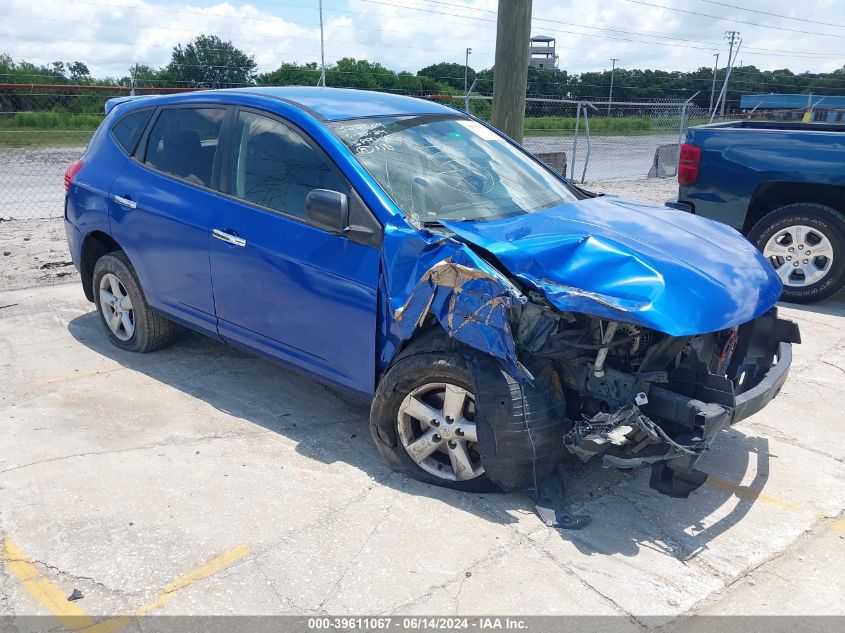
xmin=648 ymin=143 xmax=681 ymax=178
xmin=534 ymin=151 xmax=567 ymax=176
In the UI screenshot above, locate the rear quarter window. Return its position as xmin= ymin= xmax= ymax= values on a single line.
xmin=111 ymin=109 xmax=153 ymax=155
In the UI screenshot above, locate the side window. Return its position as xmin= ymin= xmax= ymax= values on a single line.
xmin=111 ymin=109 xmax=153 ymax=155
xmin=144 ymin=108 xmax=226 ymax=188
xmin=231 ymin=111 xmax=348 ymax=218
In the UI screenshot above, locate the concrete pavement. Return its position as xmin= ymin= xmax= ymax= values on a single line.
xmin=1 ymin=283 xmax=844 ymax=627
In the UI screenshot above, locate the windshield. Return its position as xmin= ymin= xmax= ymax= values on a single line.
xmin=329 ymin=115 xmax=578 ymax=223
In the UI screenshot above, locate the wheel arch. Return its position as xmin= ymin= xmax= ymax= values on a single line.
xmin=80 ymin=230 xmax=124 ymax=302
xmin=744 ymin=181 xmax=845 ymax=235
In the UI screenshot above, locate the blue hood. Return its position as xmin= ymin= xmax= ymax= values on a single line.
xmin=442 ymin=196 xmax=782 ymax=336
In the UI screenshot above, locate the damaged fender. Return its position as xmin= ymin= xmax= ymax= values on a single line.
xmin=378 ymin=227 xmax=529 ymax=380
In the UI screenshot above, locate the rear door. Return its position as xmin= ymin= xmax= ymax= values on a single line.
xmin=109 ymin=105 xmax=228 ymax=334
xmin=209 ymin=109 xmax=381 ymax=396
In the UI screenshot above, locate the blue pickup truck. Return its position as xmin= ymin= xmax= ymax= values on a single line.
xmin=676 ymin=120 xmax=845 ymax=303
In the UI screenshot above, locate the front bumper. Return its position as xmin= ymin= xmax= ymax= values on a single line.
xmin=644 ymin=308 xmax=800 ymax=496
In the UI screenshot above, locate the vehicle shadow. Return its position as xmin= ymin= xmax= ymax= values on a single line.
xmin=68 ymin=311 xmax=771 ymax=562
xmin=778 ymin=290 xmax=845 ymax=318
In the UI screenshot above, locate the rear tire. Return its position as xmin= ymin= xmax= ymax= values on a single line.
xmin=748 ymin=203 xmax=845 ymax=304
xmin=92 ymin=251 xmax=176 ymax=352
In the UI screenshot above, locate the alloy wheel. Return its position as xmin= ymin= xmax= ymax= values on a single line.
xmin=763 ymin=224 xmax=834 ymax=288
xmin=99 ymin=272 xmax=135 ymax=341
xmin=396 ymin=382 xmax=484 ymax=482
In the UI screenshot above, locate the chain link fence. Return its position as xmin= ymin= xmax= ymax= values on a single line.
xmin=2 ymin=86 xmax=699 ymax=221
xmin=0 ymin=85 xmax=118 ymax=220
xmin=465 ymin=96 xmax=702 ymax=184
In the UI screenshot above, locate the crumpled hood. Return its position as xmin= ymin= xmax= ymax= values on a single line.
xmin=442 ymin=195 xmax=782 ymax=336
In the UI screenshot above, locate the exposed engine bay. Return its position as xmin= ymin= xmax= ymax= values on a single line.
xmin=510 ymin=294 xmax=801 ymax=498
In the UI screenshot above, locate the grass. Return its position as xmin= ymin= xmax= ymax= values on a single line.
xmin=0 ymin=112 xmax=100 ymax=147
xmin=523 ymin=115 xmax=685 ymax=137
xmin=0 ymin=110 xmax=693 ymax=147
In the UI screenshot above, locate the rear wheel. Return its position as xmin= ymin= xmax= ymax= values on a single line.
xmin=749 ymin=203 xmax=845 ymax=303
xmin=92 ymin=251 xmax=176 ymax=352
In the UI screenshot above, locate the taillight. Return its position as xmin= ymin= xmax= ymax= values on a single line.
xmin=677 ymin=144 xmax=701 ymax=186
xmin=64 ymin=160 xmax=84 ymax=192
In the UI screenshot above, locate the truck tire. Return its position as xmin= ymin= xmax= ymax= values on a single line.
xmin=748 ymin=203 xmax=845 ymax=304
xmin=92 ymin=251 xmax=176 ymax=352
xmin=370 ymin=347 xmax=567 ymax=494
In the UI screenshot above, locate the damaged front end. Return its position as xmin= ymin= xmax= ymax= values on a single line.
xmin=513 ymin=297 xmax=801 ymax=498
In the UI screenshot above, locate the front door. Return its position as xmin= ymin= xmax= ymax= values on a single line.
xmin=210 ymin=110 xmax=380 ymax=397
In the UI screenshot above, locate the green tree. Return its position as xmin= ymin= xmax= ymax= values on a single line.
xmin=67 ymin=61 xmax=90 ymax=81
xmin=417 ymin=62 xmax=475 ymax=91
xmin=257 ymin=62 xmax=320 ymax=86
xmin=164 ymin=35 xmax=257 ymax=87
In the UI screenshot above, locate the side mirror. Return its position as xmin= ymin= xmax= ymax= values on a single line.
xmin=305 ymin=189 xmax=349 ymax=235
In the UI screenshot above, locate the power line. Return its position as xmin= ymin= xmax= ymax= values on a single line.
xmin=620 ymin=0 xmax=844 ymax=38
xmin=696 ymin=0 xmax=845 ymax=29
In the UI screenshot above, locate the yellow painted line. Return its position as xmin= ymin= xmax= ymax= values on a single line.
xmin=2 ymin=538 xmax=250 ymax=633
xmin=134 ymin=543 xmax=252 ymax=615
xmin=30 ymin=350 xmax=213 ymax=388
xmin=832 ymin=519 xmax=845 ymax=534
xmin=31 ymin=366 xmax=123 ymax=387
xmin=83 ymin=544 xmax=252 ymax=633
xmin=1 ymin=538 xmax=95 ymax=630
xmin=706 ymin=475 xmax=804 ymax=513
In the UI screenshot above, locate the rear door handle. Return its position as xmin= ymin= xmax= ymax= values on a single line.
xmin=212 ymin=229 xmax=247 ymax=248
xmin=113 ymin=194 xmax=137 ymax=210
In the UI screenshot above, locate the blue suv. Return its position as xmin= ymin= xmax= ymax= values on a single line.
xmin=64 ymin=87 xmax=799 ymax=510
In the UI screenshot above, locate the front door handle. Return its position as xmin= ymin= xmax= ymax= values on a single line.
xmin=212 ymin=229 xmax=247 ymax=248
xmin=113 ymin=194 xmax=137 ymax=209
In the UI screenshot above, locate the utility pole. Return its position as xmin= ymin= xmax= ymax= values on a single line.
xmin=720 ymin=31 xmax=739 ymax=116
xmin=464 ymin=47 xmax=472 ymax=94
xmin=491 ymin=0 xmax=532 ymax=143
xmin=318 ymin=0 xmax=326 ymax=87
xmin=708 ymin=53 xmax=719 ymax=113
xmin=607 ymin=58 xmax=619 ymax=115
xmin=130 ymin=62 xmax=139 ymax=96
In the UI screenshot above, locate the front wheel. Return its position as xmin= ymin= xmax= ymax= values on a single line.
xmin=370 ymin=347 xmax=568 ymax=494
xmin=749 ymin=203 xmax=845 ymax=304
xmin=370 ymin=352 xmax=496 ymax=492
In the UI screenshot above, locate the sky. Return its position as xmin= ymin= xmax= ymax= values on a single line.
xmin=2 ymin=0 xmax=843 ymax=81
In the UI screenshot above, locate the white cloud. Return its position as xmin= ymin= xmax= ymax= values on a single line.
xmin=2 ymin=0 xmax=842 ymax=81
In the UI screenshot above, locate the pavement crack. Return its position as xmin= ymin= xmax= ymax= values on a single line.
xmin=6 ymin=556 xmax=139 ymax=601
xmin=820 ymin=359 xmax=845 ymax=376
xmin=315 ymin=494 xmax=398 ymax=614
xmin=527 ymin=542 xmax=648 ymax=630
xmin=0 ymin=429 xmax=274 ymax=476
xmin=251 ymin=557 xmax=315 ymax=614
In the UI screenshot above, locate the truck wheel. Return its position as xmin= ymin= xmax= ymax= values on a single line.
xmin=749 ymin=203 xmax=845 ymax=303
xmin=92 ymin=251 xmax=176 ymax=352
xmin=370 ymin=351 xmax=497 ymax=492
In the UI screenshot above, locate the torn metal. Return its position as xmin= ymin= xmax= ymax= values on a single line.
xmin=376 ymin=195 xmax=798 ymax=498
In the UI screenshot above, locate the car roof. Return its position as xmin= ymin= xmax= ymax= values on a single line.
xmin=115 ymin=87 xmax=458 ymax=122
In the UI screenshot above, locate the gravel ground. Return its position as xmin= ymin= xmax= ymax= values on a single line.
xmin=524 ymin=134 xmax=680 ymax=181
xmin=0 ymin=146 xmax=85 ymax=220
xmin=586 ymin=176 xmax=680 ymax=205
xmin=0 ymin=218 xmax=79 ymax=291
